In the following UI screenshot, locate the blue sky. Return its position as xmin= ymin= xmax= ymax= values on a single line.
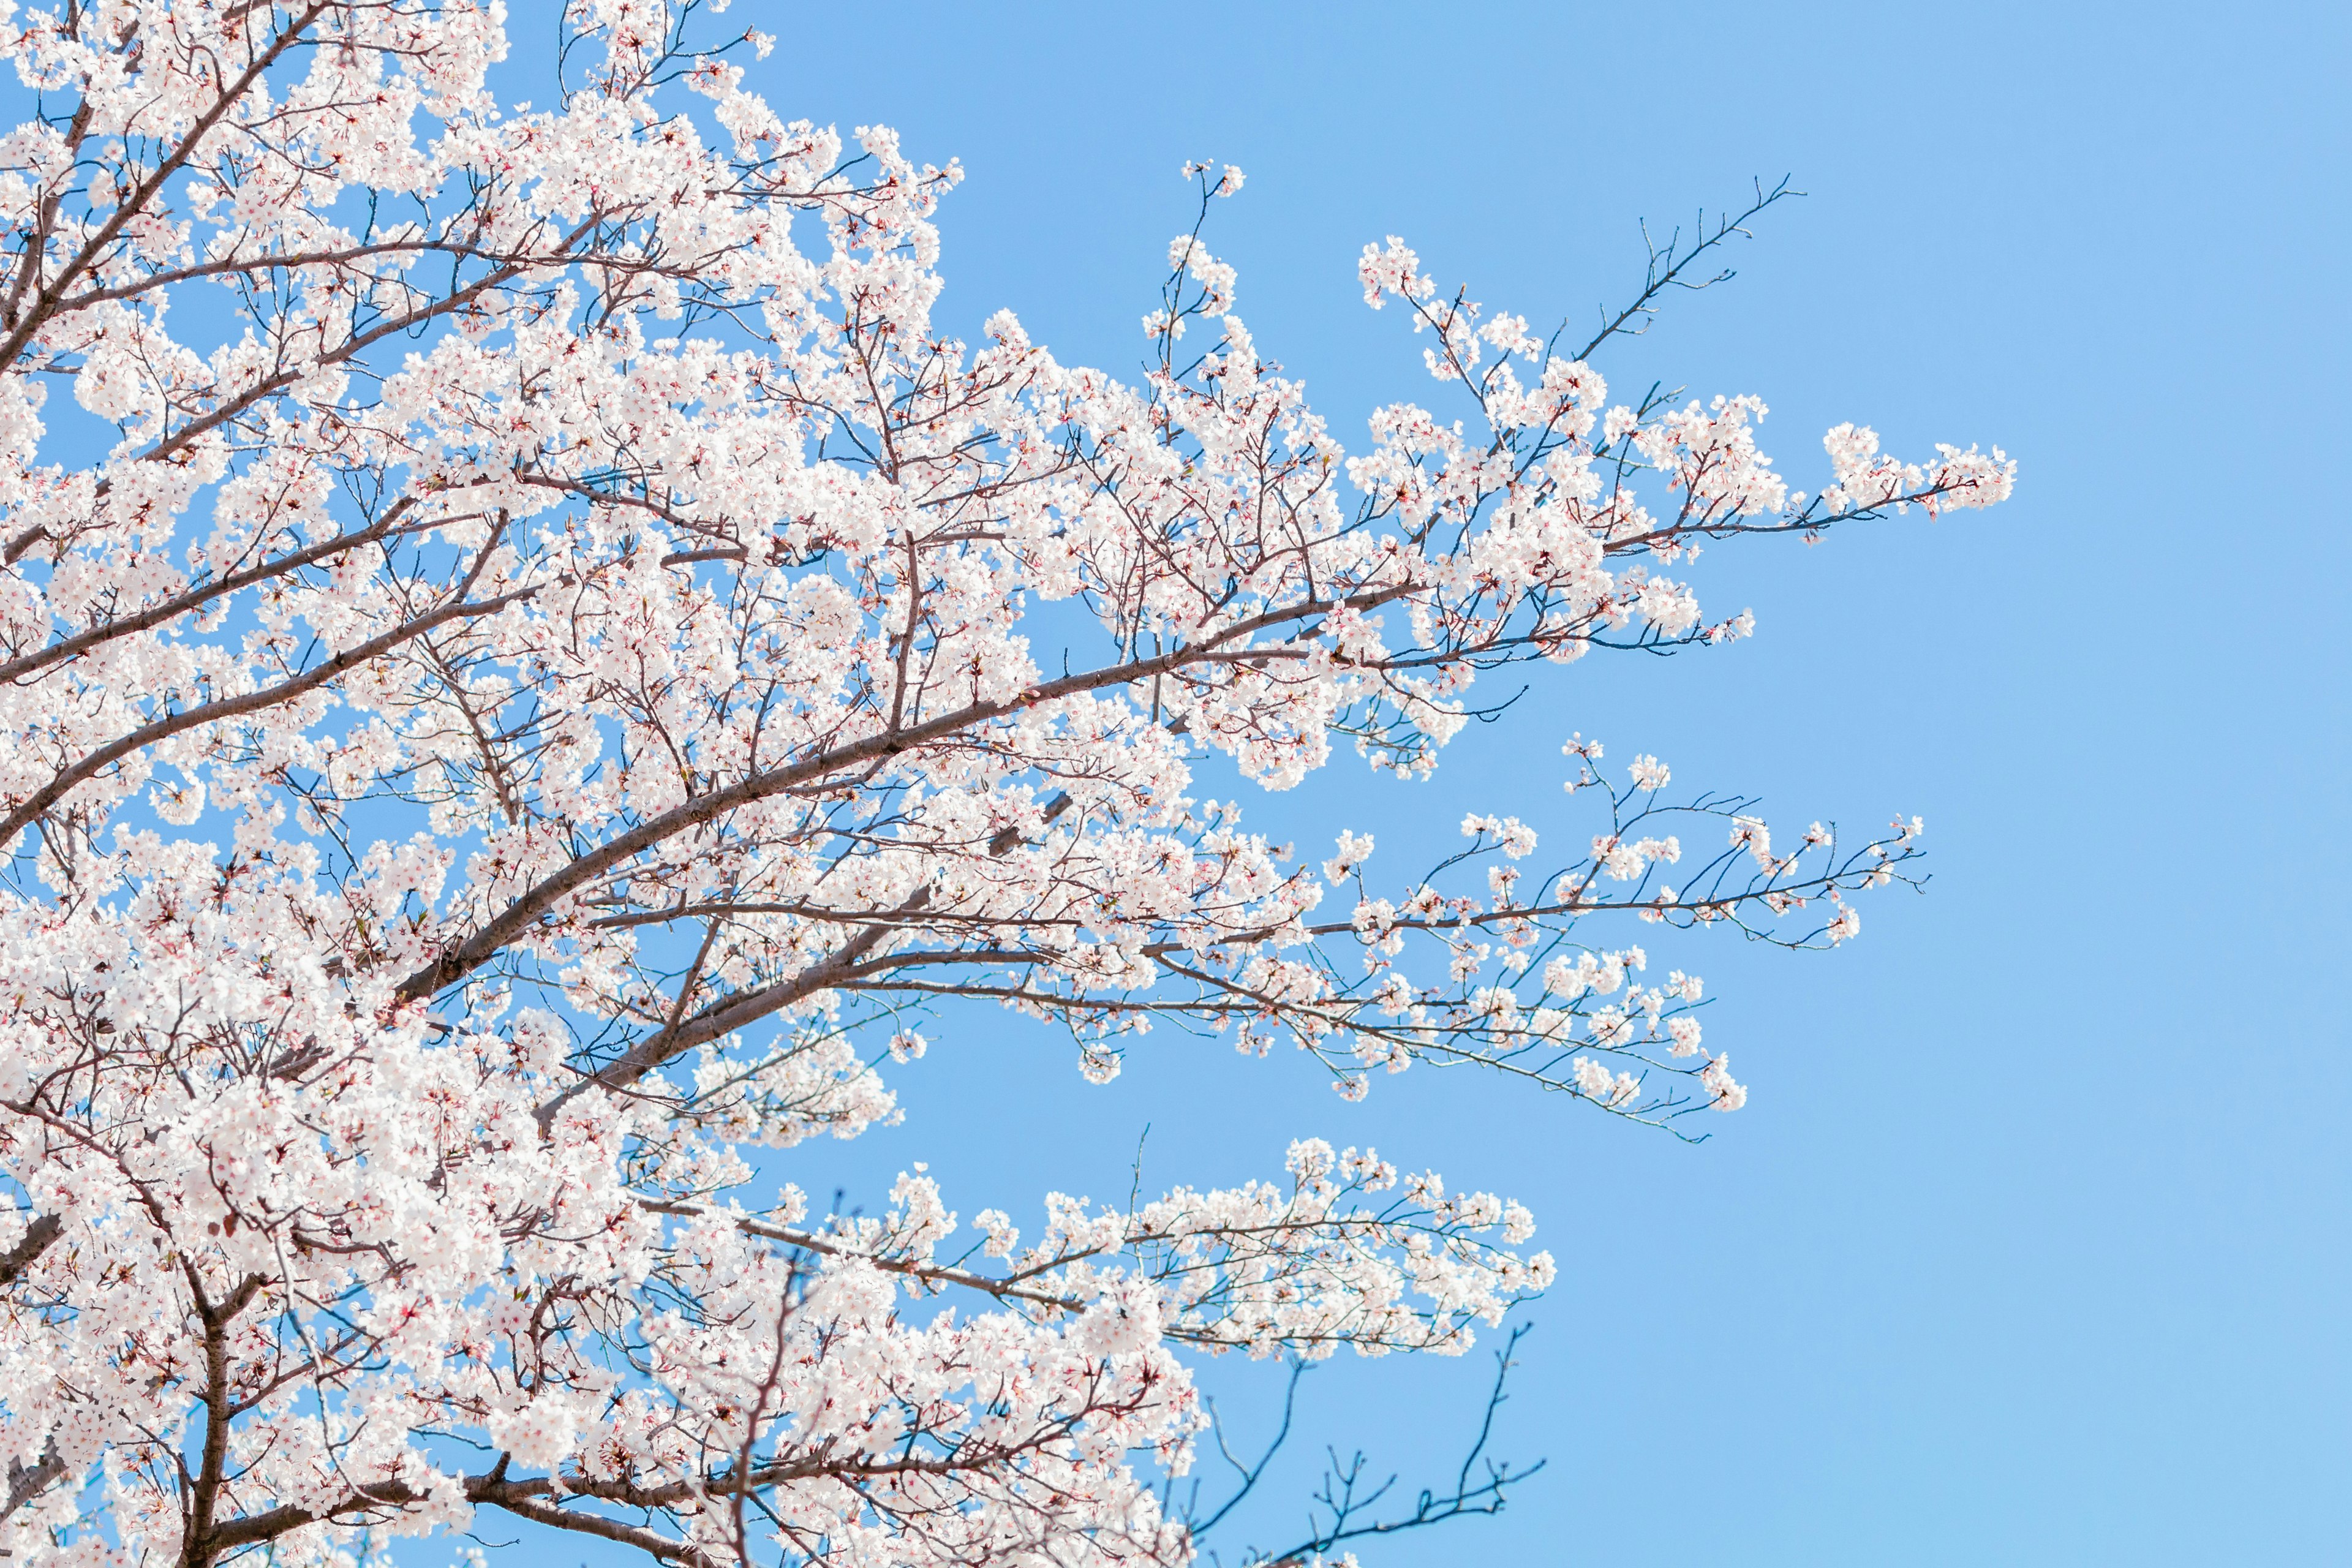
xmin=10 ymin=2 xmax=2337 ymax=1563
xmin=744 ymin=1 xmax=2350 ymax=1562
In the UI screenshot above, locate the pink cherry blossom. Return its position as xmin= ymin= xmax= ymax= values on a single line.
xmin=0 ymin=12 xmax=2009 ymax=1568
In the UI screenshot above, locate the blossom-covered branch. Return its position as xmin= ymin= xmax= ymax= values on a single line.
xmin=0 ymin=5 xmax=2009 ymax=1567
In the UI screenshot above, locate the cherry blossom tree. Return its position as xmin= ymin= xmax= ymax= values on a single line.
xmin=0 ymin=5 xmax=2013 ymax=1567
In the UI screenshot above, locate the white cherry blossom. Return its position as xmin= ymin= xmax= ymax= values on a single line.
xmin=0 ymin=12 xmax=2010 ymax=1568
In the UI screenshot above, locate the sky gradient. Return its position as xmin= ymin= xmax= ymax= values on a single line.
xmin=728 ymin=2 xmax=2350 ymax=1563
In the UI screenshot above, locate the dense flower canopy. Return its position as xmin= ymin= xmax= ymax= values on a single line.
xmin=0 ymin=4 xmax=2011 ymax=1567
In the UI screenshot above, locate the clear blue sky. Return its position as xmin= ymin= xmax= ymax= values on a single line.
xmin=20 ymin=4 xmax=2321 ymax=1563
xmin=750 ymin=2 xmax=2350 ymax=1563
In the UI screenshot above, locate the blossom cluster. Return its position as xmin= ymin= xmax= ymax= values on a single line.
xmin=0 ymin=7 xmax=2007 ymax=1568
